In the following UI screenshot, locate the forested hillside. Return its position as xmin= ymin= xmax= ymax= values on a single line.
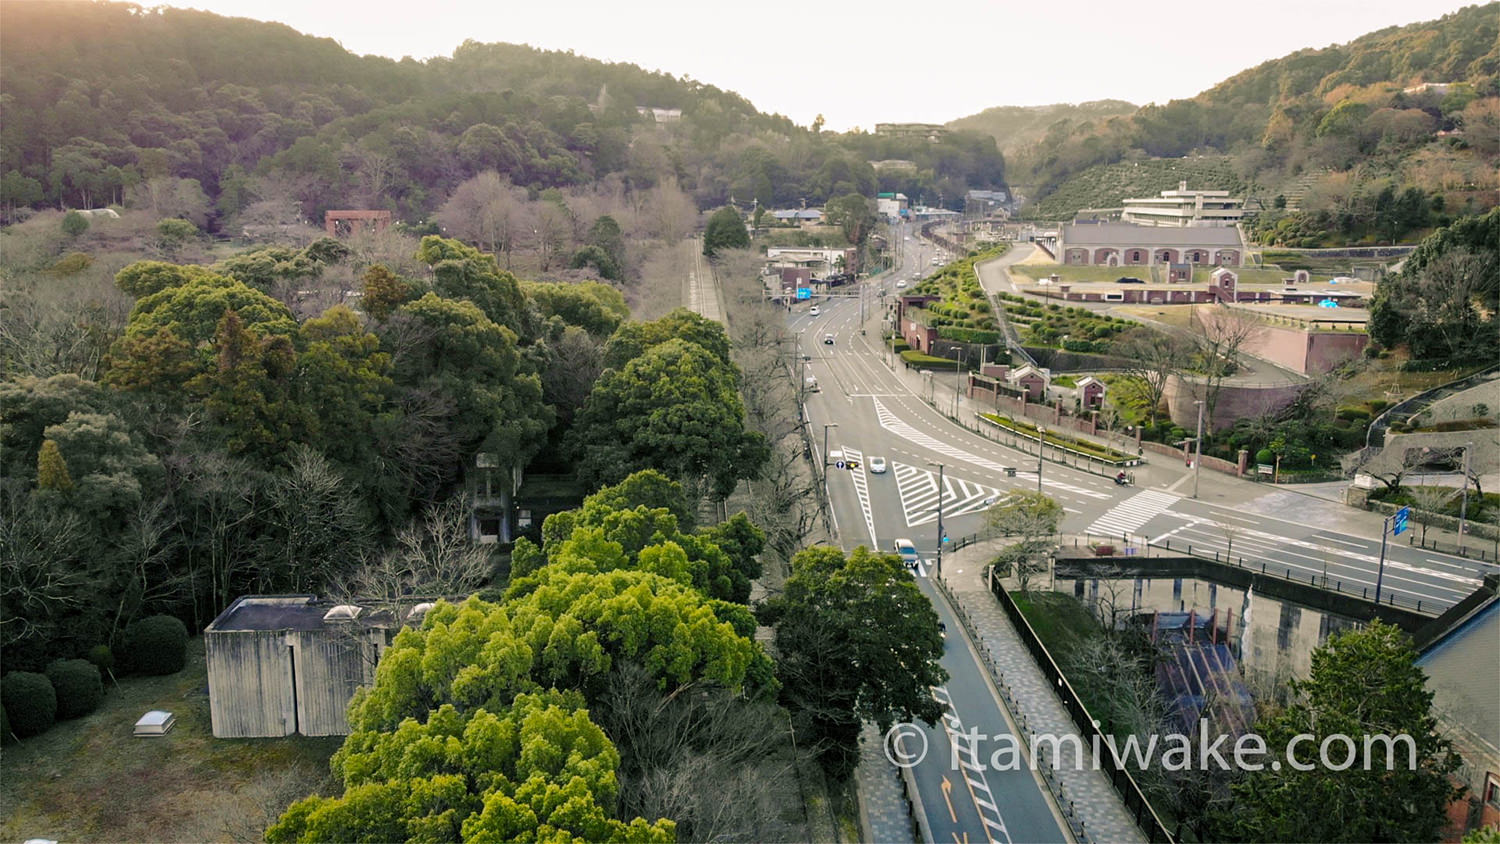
xmin=0 ymin=1 xmax=1005 ymax=230
xmin=1004 ymin=3 xmax=1498 ymax=242
xmin=946 ymin=100 xmax=1137 ymax=154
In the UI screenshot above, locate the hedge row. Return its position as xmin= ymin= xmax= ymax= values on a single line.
xmin=937 ymin=327 xmax=1003 ymax=344
xmin=979 ymin=413 xmax=1134 ymax=463
xmin=1 ymin=614 xmax=186 ymax=743
xmin=900 ymin=351 xmax=962 ymax=371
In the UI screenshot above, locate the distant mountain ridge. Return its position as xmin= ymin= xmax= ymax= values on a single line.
xmin=0 ymin=1 xmax=1007 ymax=227
xmin=945 ymin=100 xmax=1136 ymax=153
xmin=986 ymin=3 xmax=1499 ymax=238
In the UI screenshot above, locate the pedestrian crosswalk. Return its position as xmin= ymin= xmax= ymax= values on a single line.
xmin=872 ymin=397 xmax=1109 ymax=500
xmin=839 ymin=446 xmax=879 ymax=547
xmin=892 ymin=463 xmax=1002 ymax=527
xmin=1085 ymin=489 xmax=1180 ymax=539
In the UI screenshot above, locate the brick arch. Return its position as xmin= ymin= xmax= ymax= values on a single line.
xmin=1155 ymin=248 xmax=1178 ymax=264
xmin=1215 ymin=249 xmax=1239 ymax=266
xmin=1186 ymin=249 xmax=1208 ymax=264
xmin=1093 ymin=248 xmax=1119 ymax=265
xmin=1066 ymin=248 xmax=1088 ymax=265
xmin=1124 ymin=248 xmax=1147 ymax=265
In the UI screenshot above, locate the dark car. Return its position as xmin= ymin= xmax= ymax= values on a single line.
xmin=1116 ymin=276 xmax=1145 ymax=284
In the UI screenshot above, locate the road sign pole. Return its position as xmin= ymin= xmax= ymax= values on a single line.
xmin=1375 ymin=514 xmax=1390 ymax=605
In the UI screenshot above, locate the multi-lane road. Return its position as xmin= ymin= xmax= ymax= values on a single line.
xmin=793 ymin=250 xmax=1494 ymax=614
xmin=786 ymin=229 xmax=1498 ymax=841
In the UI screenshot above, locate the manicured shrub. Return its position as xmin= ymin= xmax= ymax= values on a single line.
xmin=123 ymin=615 xmax=188 ymax=676
xmin=1 ymin=671 xmax=57 ymax=737
xmin=86 ymin=644 xmax=114 ymax=674
xmin=1255 ymin=449 xmax=1275 ymax=465
xmin=45 ymin=659 xmax=103 ymax=720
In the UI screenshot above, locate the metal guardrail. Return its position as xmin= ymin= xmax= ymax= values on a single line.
xmin=1147 ymin=537 xmax=1442 ymax=617
xmin=982 ymin=575 xmax=1177 ymax=843
xmin=931 ymin=574 xmax=1094 ymax=844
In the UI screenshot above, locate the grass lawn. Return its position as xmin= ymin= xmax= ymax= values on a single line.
xmin=0 ymin=638 xmax=341 ymax=843
xmin=1011 ymin=590 xmax=1102 ymax=666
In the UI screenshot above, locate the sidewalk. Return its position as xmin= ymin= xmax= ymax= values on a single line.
xmin=936 ymin=547 xmax=1149 ymax=844
xmin=856 ymin=723 xmax=917 ymax=844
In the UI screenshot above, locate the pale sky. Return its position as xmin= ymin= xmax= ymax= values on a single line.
xmin=180 ymin=0 xmax=1478 ymax=131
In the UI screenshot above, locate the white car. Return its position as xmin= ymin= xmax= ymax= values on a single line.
xmin=869 ymin=456 xmax=887 ymax=474
xmin=893 ymin=538 xmax=920 ymax=568
xmin=809 ymin=305 xmax=820 ymax=316
xmin=805 ymin=376 xmax=820 ymax=392
xmin=823 ymin=333 xmax=835 ymax=345
xmin=895 ymin=280 xmax=907 ymax=289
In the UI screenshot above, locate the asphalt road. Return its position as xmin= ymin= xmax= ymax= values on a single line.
xmin=787 ymin=226 xmax=1498 ymax=841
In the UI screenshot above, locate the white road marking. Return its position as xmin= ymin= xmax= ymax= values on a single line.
xmin=874 ymin=397 xmax=1108 ymax=500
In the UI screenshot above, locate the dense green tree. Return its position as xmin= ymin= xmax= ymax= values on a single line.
xmin=523 ymin=470 xmax=762 ymax=602
xmin=825 ymin=192 xmax=877 ymax=248
xmin=522 ymin=280 xmax=628 ymax=338
xmin=567 ymin=244 xmax=622 ymax=281
xmin=60 ymin=210 xmax=89 ymax=238
xmin=1222 ymin=621 xmax=1461 ymax=843
xmin=294 ymin=305 xmax=393 ymax=467
xmin=35 ymin=439 xmax=73 ymax=492
xmin=213 ymin=245 xmax=323 ymax=292
xmin=41 ymin=411 xmax=164 ymax=521
xmin=600 ymin=308 xmax=732 ymax=371
xmin=359 ymin=263 xmax=421 ymax=322
xmin=387 ymin=293 xmax=551 ymax=480
xmin=586 ymin=214 xmax=626 ymax=272
xmin=1369 ymin=209 xmax=1500 ymax=360
xmin=268 ymin=691 xmax=676 ymax=843
xmin=702 ymin=206 xmax=749 ymax=256
xmin=415 ymin=236 xmax=534 ymax=340
xmin=762 ymin=545 xmax=947 ymax=778
xmin=572 ymin=338 xmax=766 ymax=500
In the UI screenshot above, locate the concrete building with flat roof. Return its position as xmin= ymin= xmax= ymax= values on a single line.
xmin=205 ymin=595 xmax=416 ymax=738
xmin=1120 ymin=181 xmax=1245 ymax=228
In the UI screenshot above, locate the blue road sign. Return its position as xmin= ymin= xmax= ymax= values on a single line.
xmin=796 ymin=287 xmax=811 ymax=300
xmin=834 ymin=460 xmax=847 ymax=470
xmin=1393 ymin=506 xmax=1410 ymax=535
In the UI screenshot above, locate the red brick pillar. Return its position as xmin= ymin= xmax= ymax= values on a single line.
xmin=1237 ymin=448 xmax=1249 ymax=478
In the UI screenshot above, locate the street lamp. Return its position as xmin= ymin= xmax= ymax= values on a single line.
xmin=929 ymin=461 xmax=945 ymax=576
xmin=1191 ymin=400 xmax=1205 ymax=499
xmin=1036 ymin=427 xmax=1046 ymax=492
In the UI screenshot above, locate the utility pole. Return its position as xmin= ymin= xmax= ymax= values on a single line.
xmin=1037 ymin=427 xmax=1046 ymax=492
xmin=1191 ymin=399 xmax=1205 ymax=499
xmin=822 ymin=423 xmax=838 ymax=469
xmin=930 ymin=461 xmax=945 ymax=576
xmin=1458 ymin=441 xmax=1473 ymax=552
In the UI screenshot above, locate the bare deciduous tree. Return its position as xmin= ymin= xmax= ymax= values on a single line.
xmin=1111 ymin=328 xmax=1189 ymax=426
xmin=1190 ymin=306 xmax=1267 ymax=429
xmin=435 ymin=171 xmax=529 ymax=263
xmin=337 ymin=498 xmax=493 ymax=608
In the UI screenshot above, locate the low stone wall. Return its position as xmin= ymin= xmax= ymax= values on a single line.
xmin=1164 ymin=373 xmax=1306 ymax=432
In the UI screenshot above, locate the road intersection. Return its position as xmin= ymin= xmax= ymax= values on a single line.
xmin=786 ymin=229 xmax=1496 ymax=842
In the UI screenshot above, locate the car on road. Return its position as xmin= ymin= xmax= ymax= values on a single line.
xmin=893 ymin=538 xmax=920 ymax=568
xmin=895 ymin=279 xmax=907 ymax=288
xmin=809 ymin=305 xmax=820 ymax=315
xmin=869 ymin=456 xmax=887 ymax=474
xmin=805 ymin=376 xmax=819 ymax=392
xmin=823 ymin=333 xmax=834 ymax=345
xmin=1116 ymin=276 xmax=1145 ymax=284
